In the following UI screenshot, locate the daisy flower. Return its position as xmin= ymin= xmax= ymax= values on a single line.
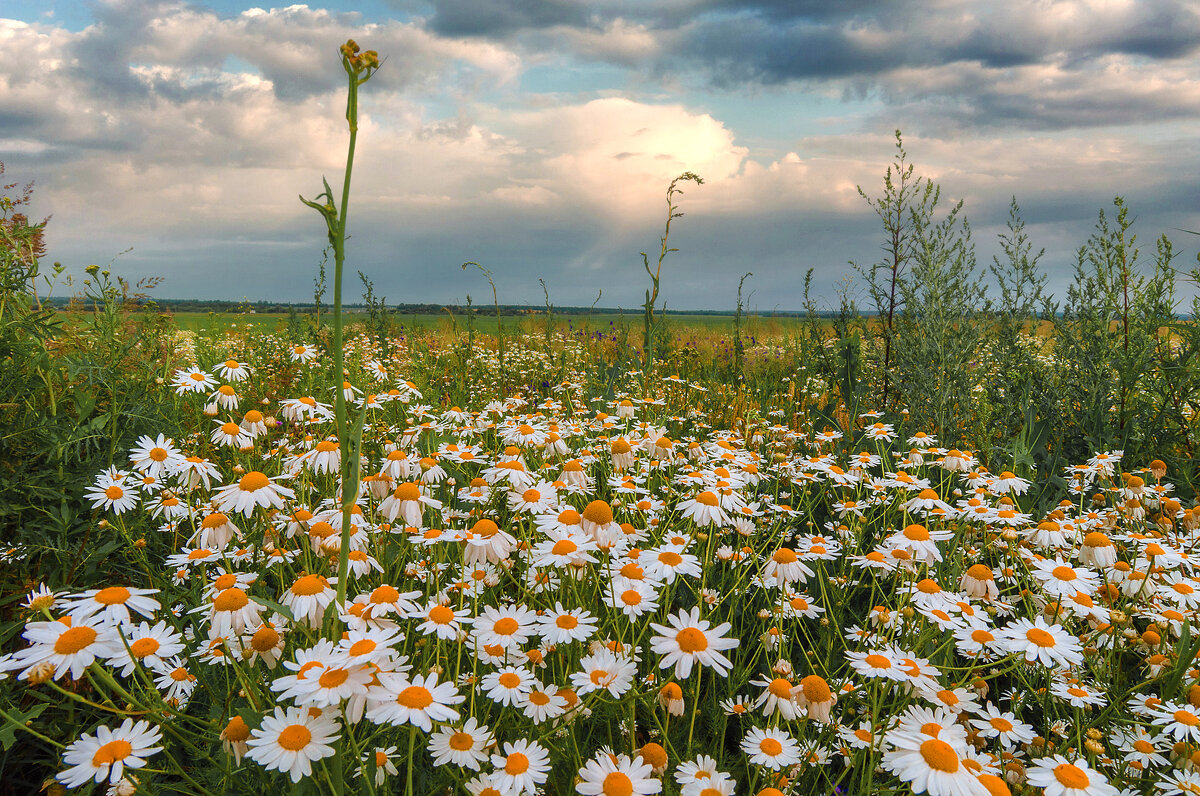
xmin=482 ymin=666 xmax=534 ymax=706
xmin=571 ymin=648 xmax=637 ymax=697
xmin=1051 ymin=681 xmax=1106 ymax=709
xmin=1030 ymin=558 xmax=1099 ymax=597
xmin=519 ymin=683 xmax=567 ymax=724
xmin=173 ymin=367 xmax=217 ymax=394
xmin=845 ymin=648 xmax=908 ymax=681
xmin=211 ymin=420 xmax=252 ymax=448
xmin=538 ymin=604 xmax=597 ymax=645
xmin=280 ymin=574 xmax=337 ymax=628
xmin=366 ymin=671 xmax=463 ymax=730
xmin=108 ymin=621 xmax=184 ymax=676
xmin=473 ymin=605 xmax=539 ymax=650
xmin=62 ymin=585 xmax=160 ymax=626
xmin=881 ymin=728 xmax=987 ymax=796
xmin=85 ymin=471 xmax=139 ymax=514
xmin=1152 ymin=701 xmax=1200 ymax=742
xmin=607 ymin=578 xmax=661 ymax=620
xmin=649 ymin=607 xmax=738 ymax=679
xmin=288 ymin=344 xmax=317 ymax=363
xmin=641 ymin=546 xmax=702 ymax=584
xmin=358 ymin=747 xmax=399 ymax=787
xmin=127 ymin=434 xmax=183 ymax=478
xmin=10 ymin=616 xmax=123 ymax=681
xmin=1025 ymin=754 xmax=1119 ymax=796
xmin=678 ymin=490 xmax=730 ymax=527
xmin=577 ymin=751 xmax=663 ymax=796
xmin=968 ymin=703 xmax=1035 ymax=749
xmin=217 ymin=358 xmax=251 ymax=381
xmin=56 ymin=719 xmax=163 ymax=788
xmin=490 ymin=739 xmax=551 ymax=796
xmin=741 ymin=726 xmax=801 ymax=770
xmin=197 ymin=586 xmax=264 ymax=638
xmin=212 ymin=471 xmax=295 ymax=517
xmin=428 ymin=717 xmax=494 ymax=770
xmin=411 ymin=599 xmax=471 ymax=640
xmin=245 ymin=706 xmax=340 ymax=784
xmin=996 ymin=616 xmax=1084 ymax=668
xmin=290 ymin=659 xmax=373 ymax=708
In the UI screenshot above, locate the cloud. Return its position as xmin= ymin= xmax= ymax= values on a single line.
xmin=1 ymin=2 xmax=1198 ymax=311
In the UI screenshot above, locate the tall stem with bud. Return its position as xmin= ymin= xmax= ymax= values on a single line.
xmin=299 ymin=40 xmax=380 ymax=620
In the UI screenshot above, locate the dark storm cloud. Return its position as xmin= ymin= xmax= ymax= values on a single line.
xmin=423 ymin=0 xmax=592 ymax=37
xmin=665 ymin=1 xmax=1200 ymax=82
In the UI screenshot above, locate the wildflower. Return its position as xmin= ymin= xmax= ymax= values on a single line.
xmin=221 ymin=716 xmax=251 ymax=763
xmin=245 ymin=706 xmax=339 ymax=783
xmin=996 ymin=617 xmax=1083 ymax=668
xmin=741 ymin=726 xmax=801 ymax=770
xmin=211 ymin=419 xmax=252 ymax=448
xmin=428 ymin=717 xmax=493 ymax=770
xmin=846 ymin=648 xmax=908 ymax=681
xmin=520 ymin=682 xmax=567 ymax=723
xmin=969 ymin=703 xmax=1035 ymax=749
xmin=63 ymin=585 xmax=160 ymax=626
xmin=280 ymin=574 xmax=337 ymax=628
xmin=539 ymin=604 xmax=597 ymax=645
xmin=796 ymin=674 xmax=837 ymax=723
xmin=198 ymin=586 xmax=264 ymax=638
xmin=679 ymin=490 xmax=730 ymax=527
xmin=473 ymin=605 xmax=539 ymax=650
xmin=572 ymin=648 xmax=637 ymax=697
xmin=960 ymin=565 xmax=1000 ymax=601
xmin=881 ymin=727 xmax=988 ymax=796
xmin=173 ymin=367 xmax=217 ymax=394
xmin=57 ymin=719 xmax=163 ymax=788
xmin=85 ymin=471 xmax=139 ymax=514
xmin=1030 ymin=558 xmax=1099 ymax=598
xmin=128 ymin=434 xmax=183 ymax=477
xmin=649 ymin=607 xmax=738 ymax=679
xmin=490 ymin=739 xmax=551 ymax=795
xmin=109 ymin=621 xmax=184 ymax=676
xmin=10 ymin=616 xmax=122 ymax=681
xmin=212 ymin=471 xmax=295 ymax=517
xmin=1151 ymin=702 xmax=1200 ymax=742
xmin=366 ymin=671 xmax=463 ymax=730
xmin=608 ymin=578 xmax=660 ymax=620
xmin=1025 ymin=754 xmax=1119 ymax=796
xmin=576 ymin=751 xmax=663 ymax=796
xmin=482 ymin=666 xmax=534 ymax=706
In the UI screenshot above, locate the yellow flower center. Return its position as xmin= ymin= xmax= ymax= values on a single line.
xmin=277 ymin=725 xmax=312 ymax=751
xmin=397 ymin=686 xmax=433 ymax=709
xmin=91 ymin=739 xmax=133 ymax=767
xmin=55 ymin=626 xmax=98 ymax=655
xmin=238 ymin=471 xmax=270 ymax=492
xmin=505 ymin=752 xmax=530 ymax=775
xmin=675 ymin=627 xmax=708 ymax=653
xmin=919 ymin=739 xmax=959 ymax=772
xmin=1053 ymin=763 xmax=1089 ymax=788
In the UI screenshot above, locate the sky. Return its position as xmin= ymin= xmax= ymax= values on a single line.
xmin=2 ymin=0 xmax=1199 ymax=311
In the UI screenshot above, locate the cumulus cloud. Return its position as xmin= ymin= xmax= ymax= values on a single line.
xmin=0 ymin=1 xmax=1197 ymax=309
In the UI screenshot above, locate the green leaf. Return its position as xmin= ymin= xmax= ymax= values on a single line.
xmin=0 ymin=703 xmax=48 ymax=751
xmin=249 ymin=595 xmax=295 ymax=623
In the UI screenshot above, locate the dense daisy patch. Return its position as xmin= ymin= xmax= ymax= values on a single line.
xmin=3 ymin=331 xmax=1199 ymax=796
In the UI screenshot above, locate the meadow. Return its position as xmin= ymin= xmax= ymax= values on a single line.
xmin=5 ymin=41 xmax=1200 ymax=796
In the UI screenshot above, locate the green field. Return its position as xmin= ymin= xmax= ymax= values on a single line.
xmin=161 ymin=309 xmax=809 ymax=337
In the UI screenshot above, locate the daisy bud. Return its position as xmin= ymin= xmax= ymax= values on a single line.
xmin=639 ymin=741 xmax=667 ymax=774
xmin=26 ymin=662 xmax=56 ymax=685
